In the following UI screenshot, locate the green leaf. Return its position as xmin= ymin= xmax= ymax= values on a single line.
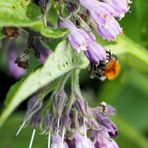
xmin=26 ymin=2 xmax=42 ymax=20
xmin=0 ymin=0 xmax=67 ymax=38
xmin=39 ymin=28 xmax=68 ymax=38
xmin=0 ymin=40 xmax=89 ymax=127
xmin=4 ymin=81 xmax=22 ymax=106
xmin=0 ymin=0 xmax=38 ymax=27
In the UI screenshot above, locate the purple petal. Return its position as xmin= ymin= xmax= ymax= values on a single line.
xmin=8 ymin=45 xmax=25 ymax=79
xmin=60 ymin=19 xmax=95 ymax=52
xmin=103 ymin=0 xmax=131 ymax=19
xmin=74 ymin=132 xmax=95 ymax=148
xmin=84 ymin=42 xmax=107 ymax=64
xmin=51 ymin=135 xmax=68 ymax=148
xmin=96 ymin=17 xmax=122 ymax=40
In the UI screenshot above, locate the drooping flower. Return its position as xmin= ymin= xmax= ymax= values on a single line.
xmin=60 ymin=19 xmax=95 ymax=53
xmin=79 ymin=0 xmax=123 ymax=40
xmin=93 ymin=128 xmax=119 ymax=148
xmin=92 ymin=108 xmax=118 ymax=137
xmin=84 ymin=42 xmax=107 ymax=65
xmin=16 ymin=95 xmax=43 ymax=136
xmin=9 ymin=49 xmax=26 ymax=79
xmin=31 ymin=113 xmax=42 ymax=128
xmin=7 ymin=41 xmax=26 ymax=79
xmin=102 ymin=0 xmax=131 ymax=19
xmin=33 ymin=39 xmax=52 ymax=64
xmin=96 ymin=16 xmax=122 ymax=40
xmin=60 ymin=19 xmax=107 ymax=64
xmin=79 ymin=0 xmax=116 ymax=23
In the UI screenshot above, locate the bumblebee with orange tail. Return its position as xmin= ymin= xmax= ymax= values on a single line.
xmin=90 ymin=51 xmax=121 ymax=81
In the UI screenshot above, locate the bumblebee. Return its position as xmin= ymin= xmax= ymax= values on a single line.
xmin=90 ymin=51 xmax=121 ymax=81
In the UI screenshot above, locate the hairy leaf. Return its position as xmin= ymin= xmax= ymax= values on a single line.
xmin=0 ymin=40 xmax=89 ymax=127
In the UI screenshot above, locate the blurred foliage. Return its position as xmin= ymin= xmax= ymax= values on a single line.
xmin=0 ymin=0 xmax=67 ymax=38
xmin=0 ymin=114 xmax=47 ymax=148
xmin=0 ymin=0 xmax=148 ymax=148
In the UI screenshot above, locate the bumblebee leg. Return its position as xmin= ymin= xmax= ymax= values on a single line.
xmin=89 ymin=63 xmax=97 ymax=79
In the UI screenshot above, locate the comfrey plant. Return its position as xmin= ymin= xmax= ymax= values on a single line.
xmin=0 ymin=0 xmax=131 ymax=148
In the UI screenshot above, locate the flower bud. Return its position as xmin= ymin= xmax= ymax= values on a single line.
xmin=31 ymin=113 xmax=42 ymax=128
xmin=8 ymin=42 xmax=25 ymax=79
xmin=38 ymin=0 xmax=51 ymax=12
xmin=60 ymin=19 xmax=95 ymax=53
xmin=53 ymin=88 xmax=68 ymax=118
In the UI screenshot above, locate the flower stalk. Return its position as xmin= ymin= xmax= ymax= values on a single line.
xmin=65 ymin=69 xmax=80 ymax=115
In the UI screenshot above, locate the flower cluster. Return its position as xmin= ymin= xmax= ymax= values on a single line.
xmin=60 ymin=0 xmax=131 ymax=64
xmin=17 ymin=86 xmax=118 ymax=148
xmin=60 ymin=19 xmax=106 ymax=65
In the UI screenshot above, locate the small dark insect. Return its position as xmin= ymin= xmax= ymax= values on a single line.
xmin=2 ymin=27 xmax=19 ymax=39
xmin=90 ymin=51 xmax=121 ymax=81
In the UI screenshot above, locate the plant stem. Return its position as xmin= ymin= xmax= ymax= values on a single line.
xmin=65 ymin=69 xmax=80 ymax=114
